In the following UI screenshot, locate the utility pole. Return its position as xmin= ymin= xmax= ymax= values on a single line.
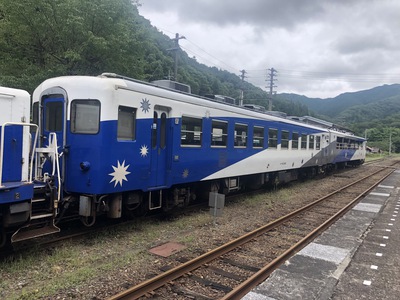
xmin=240 ymin=69 xmax=247 ymax=82
xmin=167 ymin=33 xmax=186 ymax=81
xmin=267 ymin=68 xmax=277 ymax=111
xmin=239 ymin=69 xmax=247 ymax=106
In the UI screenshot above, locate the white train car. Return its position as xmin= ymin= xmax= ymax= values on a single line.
xmin=0 ymin=86 xmax=37 ymax=246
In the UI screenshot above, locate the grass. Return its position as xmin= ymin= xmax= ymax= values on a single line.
xmin=365 ymin=152 xmax=400 ymax=162
xmin=1 ymin=238 xmax=154 ymax=300
xmin=0 ymin=217 xmax=177 ymax=299
xmin=0 ymin=209 xmax=219 ymax=299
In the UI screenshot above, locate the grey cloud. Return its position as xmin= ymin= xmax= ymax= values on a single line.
xmin=334 ymin=33 xmax=394 ymax=55
xmin=142 ymin=0 xmax=327 ymax=29
xmin=140 ymin=0 xmax=400 ymax=98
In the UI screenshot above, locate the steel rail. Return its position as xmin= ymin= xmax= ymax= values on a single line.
xmin=108 ymin=166 xmax=393 ymax=300
xmin=221 ymin=168 xmax=395 ymax=299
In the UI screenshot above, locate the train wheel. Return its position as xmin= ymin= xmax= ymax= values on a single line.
xmin=81 ymin=215 xmax=96 ymax=227
xmin=123 ymin=193 xmax=147 ymax=218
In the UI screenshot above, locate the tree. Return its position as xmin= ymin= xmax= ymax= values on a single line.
xmin=0 ymin=0 xmax=145 ymax=92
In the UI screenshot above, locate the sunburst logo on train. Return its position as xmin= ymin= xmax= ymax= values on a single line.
xmin=109 ymin=160 xmax=131 ymax=187
xmin=140 ymin=98 xmax=151 ymax=113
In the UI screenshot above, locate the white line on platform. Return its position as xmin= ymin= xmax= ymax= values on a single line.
xmin=378 ymin=185 xmax=394 ymax=189
xmin=370 ymin=192 xmax=390 ymax=197
xmin=352 ymin=203 xmax=382 ymax=213
xmin=363 ymin=280 xmax=372 ymax=286
xmin=297 ymin=243 xmax=350 ymax=264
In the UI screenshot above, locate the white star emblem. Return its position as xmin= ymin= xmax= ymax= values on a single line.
xmin=109 ymin=160 xmax=131 ymax=187
xmin=140 ymin=145 xmax=149 ymax=157
xmin=140 ymin=98 xmax=151 ymax=113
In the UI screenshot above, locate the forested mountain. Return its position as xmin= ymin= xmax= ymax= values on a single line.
xmin=281 ymin=84 xmax=400 ymax=118
xmin=1 ymin=0 xmax=399 ymax=151
xmin=282 ymin=85 xmax=400 ymax=152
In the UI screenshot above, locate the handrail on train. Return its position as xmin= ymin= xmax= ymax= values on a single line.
xmin=0 ymin=122 xmax=38 ymax=187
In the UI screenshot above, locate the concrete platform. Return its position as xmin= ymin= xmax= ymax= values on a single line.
xmin=242 ymin=170 xmax=400 ymax=300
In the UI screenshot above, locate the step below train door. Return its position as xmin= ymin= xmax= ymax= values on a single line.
xmin=150 ymin=105 xmax=170 ymax=189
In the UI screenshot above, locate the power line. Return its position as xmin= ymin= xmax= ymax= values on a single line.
xmin=184 ymin=38 xmax=238 ymax=72
xmin=277 ymin=69 xmax=400 ymax=82
xmin=152 ymin=26 xmax=400 ymax=85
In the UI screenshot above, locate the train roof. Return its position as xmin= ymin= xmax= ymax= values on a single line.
xmin=0 ymin=86 xmax=30 ymax=98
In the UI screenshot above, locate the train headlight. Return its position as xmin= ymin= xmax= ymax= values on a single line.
xmin=80 ymin=161 xmax=91 ymax=171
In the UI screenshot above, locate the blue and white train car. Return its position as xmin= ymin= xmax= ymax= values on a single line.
xmin=0 ymin=86 xmax=37 ymax=246
xmin=30 ymin=73 xmax=366 ymax=228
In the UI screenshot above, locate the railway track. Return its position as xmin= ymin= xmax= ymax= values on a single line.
xmin=108 ymin=163 xmax=396 ymax=300
xmin=1 ymin=158 xmax=388 ymax=257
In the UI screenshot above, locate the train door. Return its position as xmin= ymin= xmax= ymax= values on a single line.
xmin=39 ymin=91 xmax=67 ymax=180
xmin=150 ymin=106 xmax=170 ymax=187
xmin=322 ymin=134 xmax=329 ymax=157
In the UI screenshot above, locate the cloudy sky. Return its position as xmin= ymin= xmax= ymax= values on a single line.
xmin=138 ymin=0 xmax=400 ymax=98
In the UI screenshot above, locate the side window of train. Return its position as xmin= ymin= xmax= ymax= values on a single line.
xmin=301 ymin=134 xmax=307 ymax=149
xmin=281 ymin=130 xmax=289 ymax=149
xmin=337 ymin=137 xmax=343 ymax=149
xmin=181 ymin=116 xmax=202 ymax=147
xmin=117 ymin=106 xmax=136 ymax=141
xmin=268 ymin=128 xmax=278 ymax=148
xmin=234 ymin=123 xmax=248 ymax=147
xmin=45 ymin=101 xmax=63 ymax=132
xmin=211 ymin=120 xmax=228 ymax=147
xmin=316 ymin=136 xmax=321 ymax=150
xmin=71 ymin=100 xmax=100 ymax=134
xmin=309 ymin=135 xmax=315 ymax=150
xmin=292 ymin=132 xmax=299 ymax=149
xmin=343 ymin=138 xmax=349 ymax=149
xmin=253 ymin=126 xmax=264 ymax=148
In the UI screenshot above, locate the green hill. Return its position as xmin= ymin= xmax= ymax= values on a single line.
xmin=281 ymin=84 xmax=400 ymax=118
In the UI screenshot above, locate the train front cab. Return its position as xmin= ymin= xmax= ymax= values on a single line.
xmin=30 ymin=77 xmax=177 ymax=227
